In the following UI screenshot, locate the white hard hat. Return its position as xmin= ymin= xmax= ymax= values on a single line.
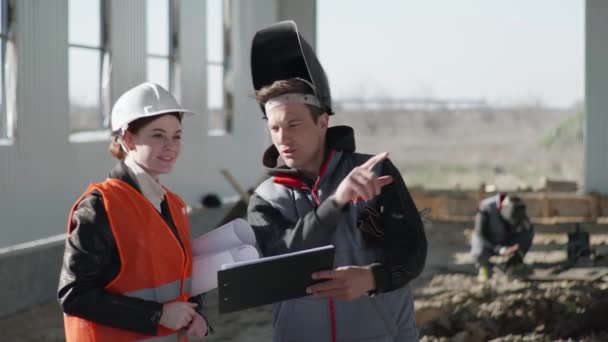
xmin=110 ymin=82 xmax=194 ymax=133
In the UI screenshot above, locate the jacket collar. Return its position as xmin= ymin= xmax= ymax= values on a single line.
xmin=123 ymin=156 xmax=166 ymax=212
xmin=109 ymin=160 xmax=167 ymax=212
xmin=109 ymin=162 xmax=141 ymax=191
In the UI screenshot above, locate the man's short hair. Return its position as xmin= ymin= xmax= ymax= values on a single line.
xmin=255 ymin=79 xmax=323 ymax=122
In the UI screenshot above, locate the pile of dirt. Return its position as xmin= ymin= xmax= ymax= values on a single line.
xmin=416 ymin=273 xmax=608 ymax=341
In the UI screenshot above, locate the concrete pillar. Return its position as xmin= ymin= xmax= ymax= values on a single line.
xmin=277 ymin=0 xmax=316 ymax=48
xmin=584 ymin=0 xmax=608 ymax=194
xmin=109 ymin=0 xmax=146 ymax=104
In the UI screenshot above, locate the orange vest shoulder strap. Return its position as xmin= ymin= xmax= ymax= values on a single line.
xmin=66 ymin=182 xmax=109 ymax=234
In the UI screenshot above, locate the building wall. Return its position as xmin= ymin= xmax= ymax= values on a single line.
xmin=0 ymin=0 xmax=316 ymax=249
xmin=584 ymin=0 xmax=608 ymax=194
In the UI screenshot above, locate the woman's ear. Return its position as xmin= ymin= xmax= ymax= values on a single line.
xmin=122 ymin=131 xmax=135 ymax=151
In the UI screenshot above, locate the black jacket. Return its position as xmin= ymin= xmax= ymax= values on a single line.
xmin=248 ymin=126 xmax=427 ymax=293
xmin=57 ymin=162 xmax=205 ymax=335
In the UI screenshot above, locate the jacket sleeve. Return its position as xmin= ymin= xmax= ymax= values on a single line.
xmin=369 ymin=159 xmax=428 ymax=293
xmin=57 ymin=193 xmax=164 ymax=336
xmin=473 ymin=210 xmax=503 ymax=253
xmin=247 ymin=191 xmax=344 ymax=257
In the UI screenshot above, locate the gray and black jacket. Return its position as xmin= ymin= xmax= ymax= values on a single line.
xmin=474 ymin=194 xmax=510 ymax=253
xmin=472 ymin=194 xmax=533 ymax=254
xmin=248 ymin=126 xmax=427 ymax=341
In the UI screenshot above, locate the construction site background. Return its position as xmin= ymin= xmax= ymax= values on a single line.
xmin=3 ymin=105 xmax=606 ymax=341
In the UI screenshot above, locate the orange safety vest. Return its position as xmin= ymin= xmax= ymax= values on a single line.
xmin=63 ymin=179 xmax=192 ymax=342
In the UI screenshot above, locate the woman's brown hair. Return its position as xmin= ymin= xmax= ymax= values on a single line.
xmin=109 ymin=112 xmax=182 ymax=160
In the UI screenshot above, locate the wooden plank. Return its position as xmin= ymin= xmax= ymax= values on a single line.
xmin=591 ymin=192 xmax=602 ymax=218
xmin=539 ymin=178 xmax=578 ymax=192
xmin=529 ymin=267 xmax=608 ymax=282
xmin=410 ymin=190 xmax=608 ymax=221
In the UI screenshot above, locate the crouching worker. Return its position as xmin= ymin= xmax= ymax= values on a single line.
xmin=58 ymin=83 xmax=210 ymax=341
xmin=471 ymin=193 xmax=534 ymax=281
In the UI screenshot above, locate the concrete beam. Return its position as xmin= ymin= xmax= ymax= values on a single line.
xmin=0 ymin=236 xmax=65 ymax=318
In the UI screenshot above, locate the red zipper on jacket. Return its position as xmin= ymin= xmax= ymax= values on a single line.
xmin=272 ymin=149 xmax=338 ymax=342
xmin=304 ymin=182 xmax=337 ymax=342
xmin=305 ymin=177 xmax=337 ymax=342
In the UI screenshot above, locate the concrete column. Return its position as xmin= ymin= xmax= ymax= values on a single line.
xmin=584 ymin=0 xmax=608 ymax=194
xmin=277 ymin=0 xmax=316 ymax=48
xmin=109 ymin=0 xmax=146 ymax=104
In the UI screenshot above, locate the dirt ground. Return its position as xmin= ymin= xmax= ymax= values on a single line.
xmin=415 ymin=221 xmax=608 ymax=342
xmin=2 ymin=218 xmax=607 ymax=341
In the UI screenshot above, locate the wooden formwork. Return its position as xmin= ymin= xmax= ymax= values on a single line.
xmin=410 ymin=189 xmax=608 ymax=224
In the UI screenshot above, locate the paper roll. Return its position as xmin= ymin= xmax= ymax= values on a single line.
xmin=191 ymin=218 xmax=257 ymax=256
xmin=191 ymin=244 xmax=260 ymax=295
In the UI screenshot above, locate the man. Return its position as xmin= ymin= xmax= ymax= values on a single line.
xmin=471 ymin=193 xmax=534 ymax=281
xmin=247 ymin=21 xmax=427 ymax=342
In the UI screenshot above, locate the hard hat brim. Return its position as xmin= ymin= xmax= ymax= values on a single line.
xmin=112 ymin=108 xmax=196 ymax=133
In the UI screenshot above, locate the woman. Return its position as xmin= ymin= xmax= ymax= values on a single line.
xmin=58 ymin=82 xmax=209 ymax=341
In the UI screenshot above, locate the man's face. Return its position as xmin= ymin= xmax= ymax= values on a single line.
xmin=266 ymin=102 xmax=328 ymax=170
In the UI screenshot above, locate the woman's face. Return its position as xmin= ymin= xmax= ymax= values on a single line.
xmin=124 ymin=114 xmax=182 ymax=178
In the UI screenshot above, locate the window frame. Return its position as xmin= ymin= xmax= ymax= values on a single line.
xmin=0 ymin=0 xmax=12 ymax=141
xmin=67 ymin=0 xmax=109 ymax=135
xmin=145 ymin=0 xmax=178 ymax=92
xmin=206 ymin=0 xmax=233 ymax=136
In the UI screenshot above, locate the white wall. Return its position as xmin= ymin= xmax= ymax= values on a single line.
xmin=0 ymin=0 xmax=76 ymax=249
xmin=0 ymin=0 xmax=316 ymax=249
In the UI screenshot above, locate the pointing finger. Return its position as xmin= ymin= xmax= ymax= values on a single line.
xmin=361 ymin=152 xmax=389 ymax=170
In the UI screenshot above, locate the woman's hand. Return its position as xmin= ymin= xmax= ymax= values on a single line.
xmin=159 ymin=302 xmax=198 ymax=330
xmin=187 ymin=313 xmax=209 ymax=338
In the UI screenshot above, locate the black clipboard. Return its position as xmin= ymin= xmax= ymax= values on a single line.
xmin=218 ymin=245 xmax=335 ymax=313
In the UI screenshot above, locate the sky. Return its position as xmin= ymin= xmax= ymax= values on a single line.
xmin=65 ymin=0 xmax=585 ymax=110
xmin=317 ymin=0 xmax=584 ymax=108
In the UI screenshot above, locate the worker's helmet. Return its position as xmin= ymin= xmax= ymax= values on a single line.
xmin=111 ymin=82 xmax=194 ymax=133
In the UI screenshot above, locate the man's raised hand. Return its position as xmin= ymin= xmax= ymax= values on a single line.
xmin=333 ymin=152 xmax=393 ymax=207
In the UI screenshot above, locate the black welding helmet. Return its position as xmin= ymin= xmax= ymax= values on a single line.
xmin=251 ymin=20 xmax=333 ymax=116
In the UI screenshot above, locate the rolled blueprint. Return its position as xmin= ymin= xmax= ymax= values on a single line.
xmin=191 ymin=218 xmax=257 ymax=256
xmin=190 ymin=219 xmax=260 ymax=295
xmin=191 ymin=244 xmax=260 ymax=295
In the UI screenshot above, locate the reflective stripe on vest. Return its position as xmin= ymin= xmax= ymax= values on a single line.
xmin=125 ymin=277 xmax=192 ymax=303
